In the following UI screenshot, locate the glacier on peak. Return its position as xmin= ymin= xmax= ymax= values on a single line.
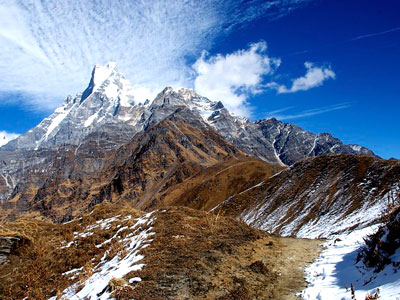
xmin=92 ymin=62 xmax=117 ymax=91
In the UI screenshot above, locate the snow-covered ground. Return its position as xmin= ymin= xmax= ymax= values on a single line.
xmin=302 ymin=225 xmax=400 ymax=300
xmin=51 ymin=212 xmax=156 ymax=300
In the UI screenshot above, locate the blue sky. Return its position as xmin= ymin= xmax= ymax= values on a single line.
xmin=0 ymin=0 xmax=399 ymax=158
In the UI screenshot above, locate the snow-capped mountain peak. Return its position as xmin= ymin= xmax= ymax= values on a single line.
xmin=92 ymin=62 xmax=117 ymax=90
xmin=2 ymin=63 xmax=375 ymax=165
xmin=2 ymin=63 xmax=150 ymax=151
xmin=81 ymin=62 xmax=136 ymax=107
xmin=150 ymin=86 xmax=223 ymax=123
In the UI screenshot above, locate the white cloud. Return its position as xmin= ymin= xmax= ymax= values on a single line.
xmin=0 ymin=0 xmax=309 ymax=111
xmin=191 ymin=45 xmax=337 ymax=117
xmin=274 ymin=62 xmax=336 ymax=94
xmin=129 ymin=87 xmax=159 ymax=104
xmin=0 ymin=130 xmax=20 ymax=147
xmin=193 ymin=41 xmax=280 ymax=117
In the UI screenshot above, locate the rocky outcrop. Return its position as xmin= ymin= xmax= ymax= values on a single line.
xmin=0 ymin=236 xmax=23 ymax=264
xmin=358 ymin=205 xmax=400 ymax=272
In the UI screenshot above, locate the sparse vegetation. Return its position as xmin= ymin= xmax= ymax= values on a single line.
xmin=357 ymin=204 xmax=400 ymax=273
xmin=119 ymin=206 xmax=322 ymax=300
xmin=0 ymin=203 xmax=143 ymax=299
xmin=0 ymin=204 xmax=322 ymax=300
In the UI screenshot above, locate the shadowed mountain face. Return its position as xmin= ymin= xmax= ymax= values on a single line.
xmin=0 ymin=108 xmax=242 ymax=221
xmin=358 ymin=205 xmax=400 ymax=273
xmin=214 ymin=154 xmax=400 ymax=238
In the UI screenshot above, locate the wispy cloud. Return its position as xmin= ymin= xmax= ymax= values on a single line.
xmin=265 ymin=103 xmax=351 ymax=120
xmin=350 ymin=26 xmax=400 ymax=41
xmin=287 ymin=25 xmax=400 ymax=56
xmin=0 ymin=0 xmax=310 ymax=111
xmin=262 ymin=106 xmax=295 ymax=116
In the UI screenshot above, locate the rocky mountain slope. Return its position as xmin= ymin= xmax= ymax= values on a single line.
xmin=214 ymin=154 xmax=400 ymax=238
xmin=2 ymin=63 xmax=145 ymax=152
xmin=151 ymin=156 xmax=284 ymax=212
xmin=0 ymin=63 xmax=374 ymax=205
xmin=0 ymin=108 xmax=241 ymax=221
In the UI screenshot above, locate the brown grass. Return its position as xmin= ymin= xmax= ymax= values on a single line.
xmin=1 ymin=204 xmax=322 ymax=300
xmin=117 ymin=207 xmax=322 ymax=300
xmin=216 ymin=154 xmax=400 ymax=236
xmin=0 ymin=203 xmax=143 ymax=300
xmin=152 ymin=156 xmax=284 ymax=212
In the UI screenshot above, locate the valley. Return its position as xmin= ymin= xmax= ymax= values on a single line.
xmin=0 ymin=63 xmax=399 ymax=300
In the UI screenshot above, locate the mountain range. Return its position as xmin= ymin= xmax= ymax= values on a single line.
xmin=0 ymin=63 xmax=374 ymax=204
xmin=0 ymin=63 xmax=399 ymax=300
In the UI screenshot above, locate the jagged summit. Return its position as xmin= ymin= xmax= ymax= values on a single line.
xmin=1 ymin=63 xmax=148 ymax=151
xmin=81 ymin=62 xmax=136 ymax=107
xmin=91 ymin=62 xmax=118 ymax=89
xmin=151 ymin=86 xmax=224 ymax=123
xmin=80 ymin=62 xmax=117 ymax=101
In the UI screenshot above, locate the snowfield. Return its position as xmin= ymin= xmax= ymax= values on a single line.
xmin=50 ymin=212 xmax=155 ymax=300
xmin=301 ymin=225 xmax=400 ymax=300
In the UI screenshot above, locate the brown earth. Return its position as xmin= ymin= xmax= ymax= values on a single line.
xmin=0 ymin=203 xmax=322 ymax=300
xmin=0 ymin=203 xmax=144 ymax=299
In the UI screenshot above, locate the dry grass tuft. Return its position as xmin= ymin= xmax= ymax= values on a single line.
xmin=0 ymin=203 xmax=143 ymax=300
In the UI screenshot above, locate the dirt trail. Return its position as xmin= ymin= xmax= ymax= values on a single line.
xmin=213 ymin=236 xmax=323 ymax=300
xmin=126 ymin=207 xmax=323 ymax=300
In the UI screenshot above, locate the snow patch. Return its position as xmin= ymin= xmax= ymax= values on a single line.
xmin=302 ymin=225 xmax=400 ymax=300
xmin=55 ymin=212 xmax=156 ymax=300
xmin=351 ymin=145 xmax=362 ymax=152
xmin=44 ymin=104 xmax=74 ymax=140
xmin=241 ymin=184 xmax=398 ymax=239
xmin=84 ymin=111 xmax=100 ymax=127
xmin=0 ymin=173 xmax=13 ymax=190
